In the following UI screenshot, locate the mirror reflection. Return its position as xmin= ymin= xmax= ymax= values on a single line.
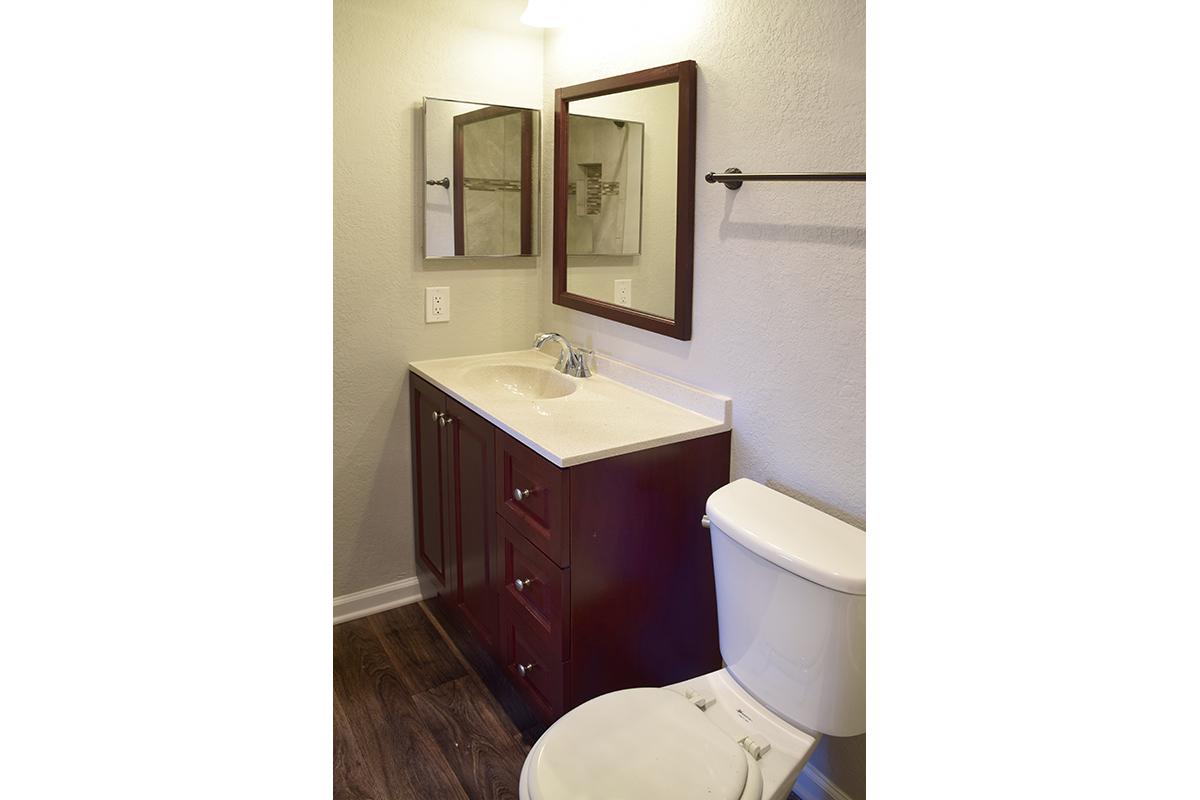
xmin=566 ymin=115 xmax=644 ymax=256
xmin=423 ymin=98 xmax=540 ymax=258
xmin=564 ymin=83 xmax=678 ymax=319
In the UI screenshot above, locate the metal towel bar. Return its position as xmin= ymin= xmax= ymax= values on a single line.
xmin=704 ymin=167 xmax=866 ymax=190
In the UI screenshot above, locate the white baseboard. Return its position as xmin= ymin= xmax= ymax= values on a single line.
xmin=333 ymin=576 xmax=433 ymax=624
xmin=793 ymin=765 xmax=855 ymax=800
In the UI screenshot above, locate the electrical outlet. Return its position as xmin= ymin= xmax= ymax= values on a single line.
xmin=425 ymin=286 xmax=449 ymax=323
xmin=614 ymin=279 xmax=632 ymax=308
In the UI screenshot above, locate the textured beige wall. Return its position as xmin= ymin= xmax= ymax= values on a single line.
xmin=333 ymin=0 xmax=543 ymax=597
xmin=538 ymin=0 xmax=866 ymax=796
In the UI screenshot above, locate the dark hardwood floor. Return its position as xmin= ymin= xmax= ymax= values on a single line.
xmin=334 ymin=599 xmax=803 ymax=800
xmin=333 ymin=601 xmax=543 ymax=800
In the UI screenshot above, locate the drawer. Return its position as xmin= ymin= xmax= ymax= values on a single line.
xmin=499 ymin=517 xmax=569 ymax=661
xmin=499 ymin=597 xmax=567 ymax=724
xmin=496 ymin=430 xmax=570 ymax=566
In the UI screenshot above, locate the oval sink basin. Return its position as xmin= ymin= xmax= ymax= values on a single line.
xmin=465 ymin=364 xmax=577 ymax=400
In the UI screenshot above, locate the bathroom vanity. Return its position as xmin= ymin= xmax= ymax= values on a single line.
xmin=409 ymin=349 xmax=731 ymax=723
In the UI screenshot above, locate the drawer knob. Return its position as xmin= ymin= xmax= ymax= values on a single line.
xmin=514 ymin=577 xmax=535 ymax=592
xmin=513 ymin=487 xmax=532 ymax=502
xmin=516 ymin=662 xmax=536 ymax=678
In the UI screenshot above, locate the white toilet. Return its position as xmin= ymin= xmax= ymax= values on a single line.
xmin=518 ymin=478 xmax=866 ymax=800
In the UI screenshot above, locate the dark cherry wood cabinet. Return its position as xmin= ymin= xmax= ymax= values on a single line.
xmin=411 ymin=375 xmax=449 ymax=589
xmin=411 ymin=375 xmax=500 ymax=654
xmin=496 ymin=430 xmax=571 ymax=566
xmin=445 ymin=397 xmax=498 ymax=655
xmin=411 ymin=370 xmax=730 ymax=724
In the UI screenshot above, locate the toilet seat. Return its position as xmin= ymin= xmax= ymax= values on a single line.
xmin=525 ymin=687 xmax=763 ymax=800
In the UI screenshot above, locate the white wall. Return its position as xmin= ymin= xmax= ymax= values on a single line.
xmin=333 ymin=0 xmax=543 ymax=598
xmin=538 ymin=0 xmax=866 ymax=796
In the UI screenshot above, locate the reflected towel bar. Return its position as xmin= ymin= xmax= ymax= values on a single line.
xmin=704 ymin=167 xmax=866 ymax=190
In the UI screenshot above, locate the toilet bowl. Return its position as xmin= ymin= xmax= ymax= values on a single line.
xmin=517 ymin=479 xmax=866 ymax=800
xmin=518 ymin=668 xmax=819 ymax=800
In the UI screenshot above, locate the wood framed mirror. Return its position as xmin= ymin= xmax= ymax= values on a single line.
xmin=552 ymin=61 xmax=697 ymax=340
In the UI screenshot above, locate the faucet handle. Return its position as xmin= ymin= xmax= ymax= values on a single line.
xmin=572 ymin=348 xmax=594 ymax=378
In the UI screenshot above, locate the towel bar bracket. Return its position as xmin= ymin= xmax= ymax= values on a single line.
xmin=711 ymin=167 xmax=742 ymax=189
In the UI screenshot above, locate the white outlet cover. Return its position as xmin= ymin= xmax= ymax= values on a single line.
xmin=425 ymin=286 xmax=450 ymax=323
xmin=614 ymin=279 xmax=632 ymax=308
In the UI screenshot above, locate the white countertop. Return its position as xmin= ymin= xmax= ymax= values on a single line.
xmin=409 ymin=349 xmax=731 ymax=467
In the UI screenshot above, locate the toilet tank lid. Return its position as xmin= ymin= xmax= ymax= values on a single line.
xmin=706 ymin=479 xmax=866 ymax=595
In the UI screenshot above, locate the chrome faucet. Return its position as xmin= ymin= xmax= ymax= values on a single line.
xmin=533 ymin=332 xmax=592 ymax=378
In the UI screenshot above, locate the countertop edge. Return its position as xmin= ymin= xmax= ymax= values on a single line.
xmin=408 ymin=363 xmax=731 ymax=468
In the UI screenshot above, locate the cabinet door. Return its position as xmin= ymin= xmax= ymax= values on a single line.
xmin=445 ymin=398 xmax=498 ymax=653
xmin=410 ymin=375 xmax=448 ymax=590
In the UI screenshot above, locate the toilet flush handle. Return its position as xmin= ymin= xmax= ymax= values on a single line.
xmin=700 ymin=515 xmax=711 ymax=528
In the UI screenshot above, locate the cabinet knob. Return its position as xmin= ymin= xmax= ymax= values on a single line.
xmin=514 ymin=577 xmax=534 ymax=592
xmin=513 ymin=487 xmax=532 ymax=502
xmin=431 ymin=410 xmax=441 ymax=422
xmin=516 ymin=662 xmax=536 ymax=678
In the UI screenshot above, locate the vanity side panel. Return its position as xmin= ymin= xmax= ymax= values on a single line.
xmin=568 ymin=431 xmax=730 ymax=708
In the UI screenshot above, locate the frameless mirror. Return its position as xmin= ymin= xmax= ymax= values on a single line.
xmin=553 ymin=62 xmax=696 ymax=340
xmin=423 ymin=98 xmax=540 ymax=258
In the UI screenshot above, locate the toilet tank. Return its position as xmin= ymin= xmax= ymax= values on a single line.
xmin=706 ymin=479 xmax=866 ymax=737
